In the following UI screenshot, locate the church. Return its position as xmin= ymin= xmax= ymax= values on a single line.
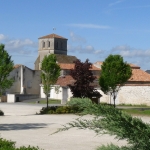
xmin=6 ymin=33 xmax=150 ymax=106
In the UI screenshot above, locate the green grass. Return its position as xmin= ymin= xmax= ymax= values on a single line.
xmin=30 ymin=99 xmax=61 ymax=104
xmin=118 ymin=103 xmax=150 ymax=107
xmin=39 ymin=99 xmax=61 ymax=104
xmin=120 ymin=108 xmax=150 ymax=116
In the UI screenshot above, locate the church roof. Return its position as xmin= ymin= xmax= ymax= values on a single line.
xmin=55 ymin=54 xmax=77 ymax=64
xmin=38 ymin=34 xmax=67 ymax=40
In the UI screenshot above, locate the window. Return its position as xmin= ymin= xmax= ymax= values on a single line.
xmin=42 ymin=42 xmax=45 ymax=48
xmin=61 ymin=42 xmax=63 ymax=49
xmin=56 ymin=42 xmax=58 ymax=49
xmin=48 ymin=41 xmax=50 ymax=47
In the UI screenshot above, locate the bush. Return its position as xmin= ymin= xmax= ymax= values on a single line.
xmin=40 ymin=106 xmax=57 ymax=114
xmin=96 ymin=144 xmax=131 ymax=150
xmin=67 ymin=97 xmax=93 ymax=112
xmin=0 ymin=138 xmax=42 ymax=150
xmin=39 ymin=105 xmax=80 ymax=114
xmin=0 ymin=110 xmax=4 ymax=116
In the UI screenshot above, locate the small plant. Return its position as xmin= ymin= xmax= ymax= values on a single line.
xmin=40 ymin=106 xmax=58 ymax=114
xmin=0 ymin=138 xmax=42 ymax=150
xmin=96 ymin=144 xmax=131 ymax=150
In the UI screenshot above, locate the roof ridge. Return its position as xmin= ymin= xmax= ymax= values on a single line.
xmin=38 ymin=33 xmax=67 ymax=39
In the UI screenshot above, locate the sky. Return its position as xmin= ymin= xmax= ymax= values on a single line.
xmin=0 ymin=0 xmax=150 ymax=70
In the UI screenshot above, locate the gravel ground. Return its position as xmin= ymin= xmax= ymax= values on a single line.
xmin=0 ymin=103 xmax=149 ymax=150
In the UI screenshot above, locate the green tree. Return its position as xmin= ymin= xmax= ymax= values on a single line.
xmin=41 ymin=54 xmax=60 ymax=108
xmin=0 ymin=44 xmax=14 ymax=96
xmin=99 ymin=55 xmax=132 ymax=107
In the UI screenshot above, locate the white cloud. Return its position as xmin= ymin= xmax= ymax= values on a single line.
xmin=5 ymin=38 xmax=37 ymax=54
xmin=111 ymin=45 xmax=150 ymax=57
xmin=112 ymin=45 xmax=130 ymax=51
xmin=0 ymin=34 xmax=38 ymax=55
xmin=109 ymin=0 xmax=125 ymax=7
xmin=0 ymin=34 xmax=7 ymax=41
xmin=67 ymin=24 xmax=111 ymax=29
xmin=70 ymin=32 xmax=86 ymax=43
xmin=108 ymin=45 xmax=150 ymax=70
xmin=68 ymin=44 xmax=104 ymax=55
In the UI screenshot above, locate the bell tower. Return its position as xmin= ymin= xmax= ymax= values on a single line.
xmin=35 ymin=33 xmax=68 ymax=70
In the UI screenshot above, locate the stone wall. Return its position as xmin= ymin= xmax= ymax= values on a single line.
xmin=118 ymin=86 xmax=150 ymax=105
xmin=99 ymin=86 xmax=150 ymax=106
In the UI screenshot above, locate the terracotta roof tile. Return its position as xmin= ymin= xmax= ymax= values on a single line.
xmin=58 ymin=63 xmax=74 ymax=70
xmin=56 ymin=75 xmax=75 ymax=87
xmin=58 ymin=63 xmax=100 ymax=70
xmin=129 ymin=68 xmax=150 ymax=82
xmin=39 ymin=34 xmax=67 ymax=40
xmin=14 ymin=64 xmax=22 ymax=69
xmin=93 ymin=61 xmax=140 ymax=69
xmin=56 ymin=75 xmax=99 ymax=87
xmin=129 ymin=63 xmax=140 ymax=69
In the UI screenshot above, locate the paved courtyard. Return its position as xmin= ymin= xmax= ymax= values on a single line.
xmin=0 ymin=102 xmax=149 ymax=150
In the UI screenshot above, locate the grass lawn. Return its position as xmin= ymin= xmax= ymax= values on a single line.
xmin=40 ymin=99 xmax=61 ymax=104
xmin=31 ymin=99 xmax=61 ymax=104
xmin=118 ymin=104 xmax=150 ymax=107
xmin=120 ymin=108 xmax=150 ymax=116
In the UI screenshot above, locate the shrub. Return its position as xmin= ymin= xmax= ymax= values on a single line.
xmin=0 ymin=138 xmax=42 ymax=150
xmin=40 ymin=106 xmax=57 ymax=114
xmin=67 ymin=97 xmax=93 ymax=113
xmin=96 ymin=144 xmax=131 ymax=150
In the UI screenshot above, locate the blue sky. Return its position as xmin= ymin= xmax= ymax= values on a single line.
xmin=0 ymin=0 xmax=150 ymax=70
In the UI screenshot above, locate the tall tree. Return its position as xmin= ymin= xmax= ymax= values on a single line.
xmin=69 ymin=59 xmax=101 ymax=99
xmin=41 ymin=54 xmax=60 ymax=108
xmin=99 ymin=54 xmax=132 ymax=107
xmin=0 ymin=44 xmax=14 ymax=96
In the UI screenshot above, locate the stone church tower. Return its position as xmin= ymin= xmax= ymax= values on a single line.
xmin=34 ymin=33 xmax=68 ymax=70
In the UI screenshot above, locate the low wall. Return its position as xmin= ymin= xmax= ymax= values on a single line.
xmin=7 ymin=94 xmax=15 ymax=103
xmin=15 ymin=94 xmax=39 ymax=101
xmin=7 ymin=94 xmax=39 ymax=103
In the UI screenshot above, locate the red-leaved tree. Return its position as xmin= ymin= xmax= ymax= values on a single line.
xmin=68 ymin=59 xmax=101 ymax=99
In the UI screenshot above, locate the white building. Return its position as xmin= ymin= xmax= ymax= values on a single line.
xmin=6 ymin=33 xmax=150 ymax=105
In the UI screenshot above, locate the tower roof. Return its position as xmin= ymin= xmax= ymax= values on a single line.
xmin=38 ymin=33 xmax=67 ymax=40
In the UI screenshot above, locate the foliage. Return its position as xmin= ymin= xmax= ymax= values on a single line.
xmin=69 ymin=59 xmax=101 ymax=99
xmin=41 ymin=54 xmax=60 ymax=108
xmin=0 ymin=138 xmax=42 ymax=150
xmin=67 ymin=97 xmax=93 ymax=113
xmin=39 ymin=105 xmax=80 ymax=114
xmin=96 ymin=144 xmax=131 ymax=150
xmin=0 ymin=110 xmax=4 ymax=116
xmin=0 ymin=44 xmax=14 ymax=96
xmin=99 ymin=55 xmax=132 ymax=107
xmin=54 ymin=100 xmax=150 ymax=149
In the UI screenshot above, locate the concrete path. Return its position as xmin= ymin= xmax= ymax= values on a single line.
xmin=0 ymin=102 xmax=148 ymax=150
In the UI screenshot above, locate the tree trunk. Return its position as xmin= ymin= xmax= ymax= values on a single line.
xmin=46 ymin=95 xmax=48 ymax=108
xmin=113 ymin=95 xmax=116 ymax=108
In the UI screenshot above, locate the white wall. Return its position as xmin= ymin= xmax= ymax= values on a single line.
xmin=117 ymin=86 xmax=150 ymax=105
xmin=40 ymin=84 xmax=150 ymax=106
xmin=7 ymin=94 xmax=15 ymax=103
xmin=98 ymin=86 xmax=150 ymax=106
xmin=40 ymin=85 xmax=63 ymax=99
